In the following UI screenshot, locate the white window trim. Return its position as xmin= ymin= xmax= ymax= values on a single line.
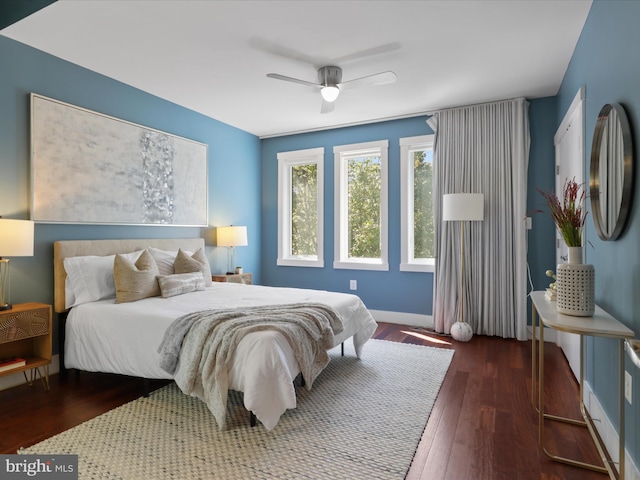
xmin=400 ymin=135 xmax=435 ymax=273
xmin=277 ymin=147 xmax=324 ymax=268
xmin=333 ymin=140 xmax=389 ymax=271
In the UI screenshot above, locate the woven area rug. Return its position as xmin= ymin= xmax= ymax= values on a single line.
xmin=21 ymin=339 xmax=454 ymax=479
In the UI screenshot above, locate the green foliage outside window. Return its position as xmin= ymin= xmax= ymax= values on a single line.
xmin=413 ymin=149 xmax=434 ymax=258
xmin=288 ymin=148 xmax=433 ymax=262
xmin=291 ymin=163 xmax=318 ymax=256
xmin=347 ymin=156 xmax=381 ymax=258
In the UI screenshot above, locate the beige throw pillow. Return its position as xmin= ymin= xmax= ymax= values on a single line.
xmin=174 ymin=248 xmax=213 ymax=286
xmin=114 ymin=249 xmax=161 ymax=303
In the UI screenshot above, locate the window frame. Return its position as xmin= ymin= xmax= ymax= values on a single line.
xmin=400 ymin=134 xmax=435 ymax=273
xmin=333 ymin=140 xmax=389 ymax=271
xmin=277 ymin=147 xmax=324 ymax=268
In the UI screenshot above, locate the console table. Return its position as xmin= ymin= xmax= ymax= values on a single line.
xmin=530 ymin=291 xmax=634 ymax=480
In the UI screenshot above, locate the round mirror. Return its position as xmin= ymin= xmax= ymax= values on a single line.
xmin=589 ymin=103 xmax=634 ymax=240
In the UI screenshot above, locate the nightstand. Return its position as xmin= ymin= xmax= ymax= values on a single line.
xmin=212 ymin=273 xmax=252 ymax=285
xmin=0 ymin=302 xmax=52 ymax=390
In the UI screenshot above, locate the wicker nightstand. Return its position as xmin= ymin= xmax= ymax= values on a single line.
xmin=212 ymin=273 xmax=252 ymax=285
xmin=0 ymin=302 xmax=52 ymax=390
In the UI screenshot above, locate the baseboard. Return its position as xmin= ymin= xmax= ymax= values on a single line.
xmin=369 ymin=309 xmax=433 ymax=328
xmin=583 ymin=380 xmax=640 ymax=480
xmin=0 ymin=354 xmax=60 ymax=392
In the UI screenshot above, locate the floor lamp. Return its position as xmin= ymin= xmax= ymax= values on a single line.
xmin=442 ymin=193 xmax=484 ymax=342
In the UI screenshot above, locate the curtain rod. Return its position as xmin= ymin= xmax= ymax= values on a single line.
xmin=425 ymin=96 xmax=526 ymax=116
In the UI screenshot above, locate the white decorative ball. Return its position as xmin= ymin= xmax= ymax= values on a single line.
xmin=450 ymin=321 xmax=473 ymax=342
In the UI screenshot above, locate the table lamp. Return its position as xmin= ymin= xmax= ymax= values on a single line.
xmin=442 ymin=193 xmax=484 ymax=341
xmin=0 ymin=219 xmax=35 ymax=311
xmin=217 ymin=226 xmax=248 ymax=274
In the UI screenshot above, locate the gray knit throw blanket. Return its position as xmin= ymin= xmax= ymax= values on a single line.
xmin=158 ymin=303 xmax=344 ymax=429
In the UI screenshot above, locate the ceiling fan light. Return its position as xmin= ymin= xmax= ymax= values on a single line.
xmin=321 ymin=85 xmax=340 ymax=102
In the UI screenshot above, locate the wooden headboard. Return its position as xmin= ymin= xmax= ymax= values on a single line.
xmin=53 ymin=238 xmax=205 ymax=313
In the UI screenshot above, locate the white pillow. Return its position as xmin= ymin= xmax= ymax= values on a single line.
xmin=148 ymin=247 xmax=192 ymax=276
xmin=64 ymin=250 xmax=144 ymax=308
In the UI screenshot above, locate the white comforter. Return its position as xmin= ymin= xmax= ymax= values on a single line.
xmin=65 ymin=283 xmax=378 ymax=429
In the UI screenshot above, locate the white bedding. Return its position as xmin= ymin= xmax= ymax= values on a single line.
xmin=65 ymin=282 xmax=377 ymax=429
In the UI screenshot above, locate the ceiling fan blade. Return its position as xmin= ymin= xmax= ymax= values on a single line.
xmin=332 ymin=43 xmax=402 ymax=64
xmin=250 ymin=37 xmax=319 ymax=66
xmin=266 ymin=73 xmax=320 ymax=88
xmin=338 ymin=71 xmax=397 ymax=91
xmin=251 ymin=38 xmax=401 ymax=70
xmin=321 ymin=99 xmax=335 ymax=114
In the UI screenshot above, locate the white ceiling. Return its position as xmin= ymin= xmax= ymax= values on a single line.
xmin=1 ymin=0 xmax=592 ymax=138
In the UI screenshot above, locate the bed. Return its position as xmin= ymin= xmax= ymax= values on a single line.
xmin=53 ymin=238 xmax=378 ymax=430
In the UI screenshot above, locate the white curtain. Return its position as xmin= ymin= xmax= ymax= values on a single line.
xmin=428 ymin=98 xmax=530 ymax=340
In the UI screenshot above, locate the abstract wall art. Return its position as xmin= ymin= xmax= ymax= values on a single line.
xmin=30 ymin=93 xmax=208 ymax=226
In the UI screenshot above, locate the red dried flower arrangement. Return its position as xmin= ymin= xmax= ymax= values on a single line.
xmin=537 ymin=178 xmax=588 ymax=247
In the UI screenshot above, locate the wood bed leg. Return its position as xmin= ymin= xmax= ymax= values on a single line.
xmin=250 ymin=411 xmax=256 ymax=427
xmin=341 ymin=342 xmax=344 ymax=357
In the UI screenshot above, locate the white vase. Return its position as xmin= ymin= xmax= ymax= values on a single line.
xmin=556 ymin=246 xmax=595 ymax=316
xmin=567 ymin=246 xmax=583 ymax=264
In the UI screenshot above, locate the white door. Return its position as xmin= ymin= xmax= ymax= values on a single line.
xmin=553 ymin=88 xmax=585 ymax=380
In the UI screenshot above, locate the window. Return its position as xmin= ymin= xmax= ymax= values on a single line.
xmin=277 ymin=147 xmax=324 ymax=267
xmin=334 ymin=140 xmax=388 ymax=271
xmin=400 ymin=135 xmax=435 ymax=272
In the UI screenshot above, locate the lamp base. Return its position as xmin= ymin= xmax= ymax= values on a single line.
xmin=450 ymin=321 xmax=473 ymax=342
xmin=226 ymin=247 xmax=236 ymax=277
xmin=0 ymin=303 xmax=12 ymax=311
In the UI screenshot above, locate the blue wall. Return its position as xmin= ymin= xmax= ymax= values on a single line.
xmin=0 ymin=0 xmax=56 ymax=30
xmin=527 ymin=97 xmax=559 ymax=296
xmin=261 ymin=117 xmax=435 ymax=316
xmin=0 ymin=36 xmax=262 ymax=351
xmin=556 ymin=0 xmax=640 ymax=465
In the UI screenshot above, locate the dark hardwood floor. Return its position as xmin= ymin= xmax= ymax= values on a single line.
xmin=0 ymin=323 xmax=607 ymax=479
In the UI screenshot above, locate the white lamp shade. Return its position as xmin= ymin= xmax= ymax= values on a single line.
xmin=0 ymin=219 xmax=34 ymax=257
xmin=442 ymin=193 xmax=484 ymax=222
xmin=217 ymin=226 xmax=248 ymax=247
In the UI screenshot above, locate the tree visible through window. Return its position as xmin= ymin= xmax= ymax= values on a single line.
xmin=413 ymin=147 xmax=434 ymax=258
xmin=277 ymin=147 xmax=324 ymax=267
xmin=400 ymin=135 xmax=434 ymax=272
xmin=334 ymin=140 xmax=388 ymax=271
xmin=291 ymin=163 xmax=318 ymax=256
xmin=348 ymin=155 xmax=381 ymax=259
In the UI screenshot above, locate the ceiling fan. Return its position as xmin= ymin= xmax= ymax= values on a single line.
xmin=266 ymin=66 xmax=397 ymax=113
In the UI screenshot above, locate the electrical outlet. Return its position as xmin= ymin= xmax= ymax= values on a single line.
xmin=625 ymin=371 xmax=632 ymax=404
xmin=349 ymin=280 xmax=357 ymax=291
